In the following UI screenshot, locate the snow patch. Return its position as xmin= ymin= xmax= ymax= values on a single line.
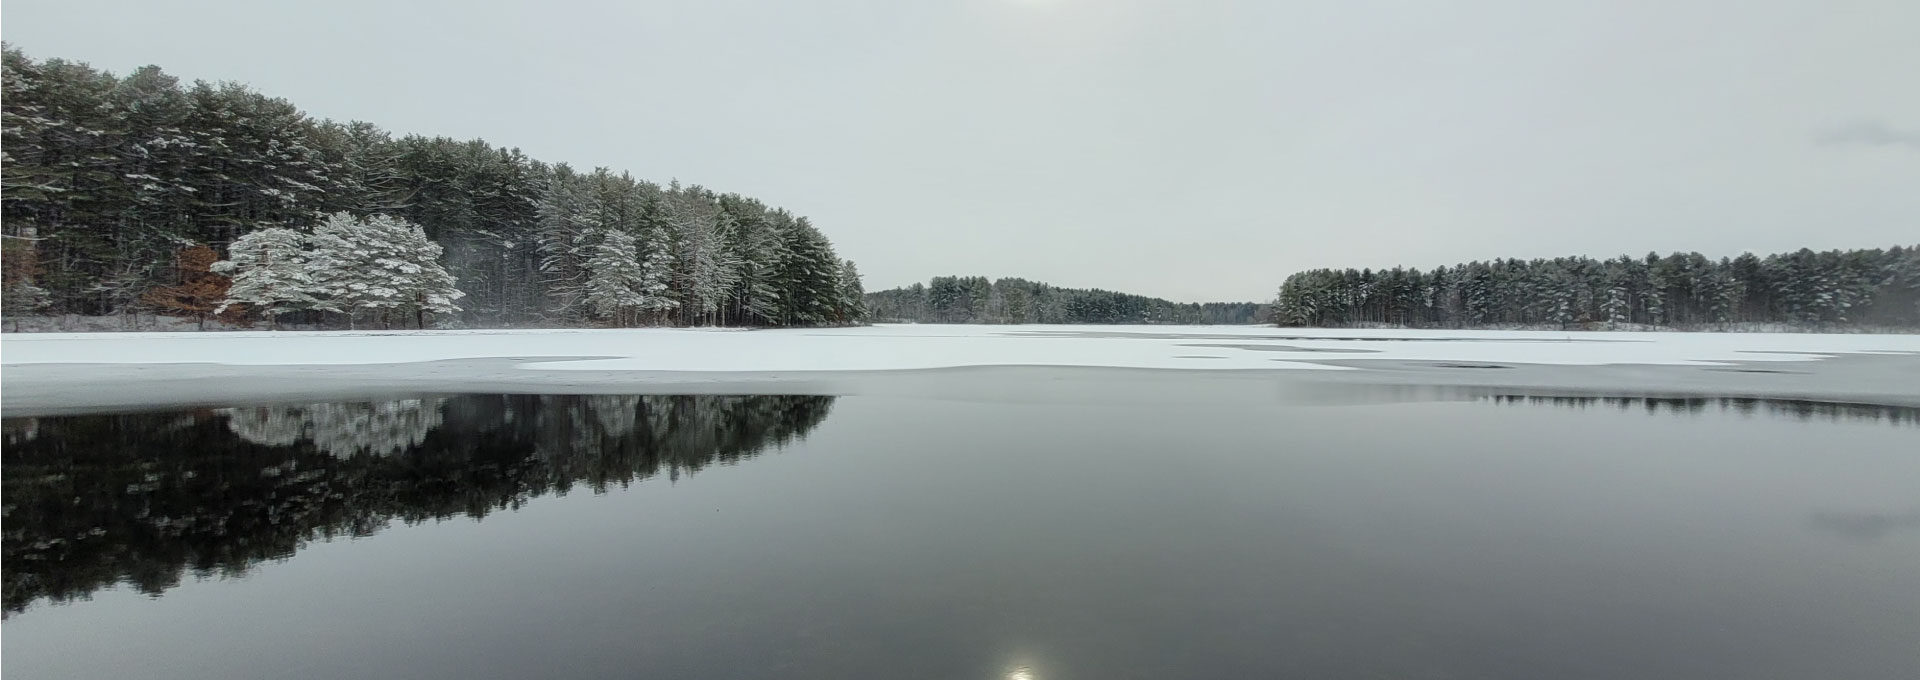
xmin=5 ymin=324 xmax=1917 ymax=374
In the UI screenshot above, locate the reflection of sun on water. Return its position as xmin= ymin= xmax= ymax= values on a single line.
xmin=1008 ymin=666 xmax=1036 ymax=680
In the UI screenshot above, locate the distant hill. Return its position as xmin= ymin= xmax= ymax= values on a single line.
xmin=867 ymin=276 xmax=1265 ymax=325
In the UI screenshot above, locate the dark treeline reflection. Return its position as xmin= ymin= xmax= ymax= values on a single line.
xmin=1 ymin=394 xmax=835 ymax=616
xmin=1483 ymin=394 xmax=1920 ymax=426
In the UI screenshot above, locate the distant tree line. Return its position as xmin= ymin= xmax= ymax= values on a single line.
xmin=1272 ymin=247 xmax=1920 ymax=329
xmin=867 ymin=276 xmax=1263 ymax=325
xmin=1482 ymin=394 xmax=1920 ymax=426
xmin=1 ymin=394 xmax=836 ymax=615
xmin=0 ymin=46 xmax=865 ymax=329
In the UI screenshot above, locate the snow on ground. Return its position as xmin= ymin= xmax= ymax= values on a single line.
xmin=3 ymin=324 xmax=1917 ymax=373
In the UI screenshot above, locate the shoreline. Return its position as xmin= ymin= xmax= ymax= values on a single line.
xmin=6 ymin=353 xmax=1918 ymax=417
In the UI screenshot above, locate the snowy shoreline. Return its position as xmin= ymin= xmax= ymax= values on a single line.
xmin=8 ymin=323 xmax=1919 ymax=368
xmin=5 ymin=325 xmax=1918 ymax=415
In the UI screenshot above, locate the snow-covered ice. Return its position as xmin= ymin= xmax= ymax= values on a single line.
xmin=4 ymin=324 xmax=1917 ymax=372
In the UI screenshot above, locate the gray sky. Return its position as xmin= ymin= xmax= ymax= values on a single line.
xmin=5 ymin=0 xmax=1917 ymax=302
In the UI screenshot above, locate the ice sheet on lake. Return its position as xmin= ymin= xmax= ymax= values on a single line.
xmin=4 ymin=324 xmax=1917 ymax=372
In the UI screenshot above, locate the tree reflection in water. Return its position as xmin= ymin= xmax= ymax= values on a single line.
xmin=1480 ymin=394 xmax=1920 ymax=426
xmin=1 ymin=394 xmax=836 ymax=616
xmin=221 ymin=398 xmax=447 ymax=457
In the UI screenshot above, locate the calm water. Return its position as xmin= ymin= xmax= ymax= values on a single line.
xmin=4 ymin=386 xmax=1918 ymax=680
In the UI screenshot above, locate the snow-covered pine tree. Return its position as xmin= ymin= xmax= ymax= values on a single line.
xmin=635 ymin=224 xmax=678 ymax=324
xmin=1728 ymin=252 xmax=1768 ymax=322
xmin=835 ymin=258 xmax=866 ymax=324
xmin=307 ymin=212 xmax=390 ymax=325
xmin=718 ymin=196 xmax=788 ymax=326
xmin=307 ymin=212 xmax=463 ymax=328
xmin=775 ymin=219 xmax=843 ymax=326
xmin=582 ymin=230 xmax=651 ymax=326
xmin=1696 ymin=262 xmax=1742 ymax=325
xmin=536 ymin=164 xmax=602 ymax=319
xmin=661 ymin=184 xmax=740 ymax=325
xmin=309 ymin=121 xmax=406 ymax=214
xmin=380 ymin=214 xmax=465 ymax=328
xmin=181 ymin=81 xmax=329 ymax=244
xmin=212 ymin=227 xmax=314 ymax=328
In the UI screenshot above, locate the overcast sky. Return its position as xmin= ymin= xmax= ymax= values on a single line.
xmin=5 ymin=0 xmax=1916 ymax=302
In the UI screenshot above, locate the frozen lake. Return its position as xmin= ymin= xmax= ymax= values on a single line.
xmin=4 ymin=326 xmax=1919 ymax=678
xmin=5 ymin=324 xmax=1920 ymax=415
xmin=8 ymin=324 xmax=1920 ymax=370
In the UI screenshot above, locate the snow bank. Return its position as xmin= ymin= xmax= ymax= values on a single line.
xmin=4 ymin=324 xmax=1917 ymax=373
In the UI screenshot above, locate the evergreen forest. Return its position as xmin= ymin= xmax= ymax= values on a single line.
xmin=866 ymin=276 xmax=1263 ymax=325
xmin=1 ymin=46 xmax=865 ymax=329
xmin=1270 ymin=247 xmax=1920 ymax=330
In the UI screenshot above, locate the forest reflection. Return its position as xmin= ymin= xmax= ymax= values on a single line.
xmin=1 ymin=394 xmax=836 ymax=616
xmin=1480 ymin=394 xmax=1920 ymax=426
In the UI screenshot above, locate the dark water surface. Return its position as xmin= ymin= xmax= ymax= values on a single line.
xmin=4 ymin=386 xmax=1918 ymax=680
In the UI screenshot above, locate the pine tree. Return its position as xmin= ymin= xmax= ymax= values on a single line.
xmin=835 ymin=258 xmax=867 ymax=324
xmin=635 ymin=224 xmax=678 ymax=323
xmin=307 ymin=212 xmax=391 ymax=325
xmin=718 ymin=196 xmax=788 ymax=326
xmin=309 ymin=120 xmax=405 ymax=214
xmin=535 ymin=164 xmax=600 ymax=318
xmin=384 ymin=214 xmax=465 ymax=328
xmin=582 ymin=230 xmax=669 ymax=326
xmin=662 ymin=184 xmax=740 ymax=325
xmin=213 ymin=227 xmax=314 ymax=328
xmin=307 ymin=212 xmax=463 ymax=328
xmin=1602 ymin=258 xmax=1634 ymax=327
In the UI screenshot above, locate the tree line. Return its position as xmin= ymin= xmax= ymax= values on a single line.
xmin=1482 ymin=394 xmax=1920 ymax=426
xmin=867 ymin=276 xmax=1263 ymax=325
xmin=1 ymin=394 xmax=836 ymax=614
xmin=1271 ymin=246 xmax=1920 ymax=330
xmin=0 ymin=46 xmax=865 ymax=330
